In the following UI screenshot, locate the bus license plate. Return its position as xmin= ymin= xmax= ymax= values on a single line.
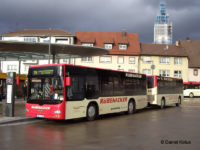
xmin=36 ymin=114 xmax=44 ymax=118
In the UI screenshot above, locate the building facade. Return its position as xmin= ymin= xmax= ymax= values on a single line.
xmin=0 ymin=29 xmax=75 ymax=74
xmin=180 ymin=40 xmax=200 ymax=82
xmin=0 ymin=29 xmax=192 ymax=83
xmin=154 ymin=1 xmax=172 ymax=44
xmin=74 ymin=31 xmax=141 ymax=72
xmin=140 ymin=43 xmax=188 ymax=82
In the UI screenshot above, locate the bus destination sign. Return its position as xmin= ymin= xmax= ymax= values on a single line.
xmin=157 ymin=76 xmax=173 ymax=81
xmin=126 ymin=73 xmax=142 ymax=78
xmin=33 ymin=70 xmax=54 ymax=76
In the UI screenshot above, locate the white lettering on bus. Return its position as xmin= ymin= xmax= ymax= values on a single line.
xmin=100 ymin=97 xmax=128 ymax=104
xmin=126 ymin=73 xmax=142 ymax=78
xmin=157 ymin=76 xmax=173 ymax=81
xmin=31 ymin=106 xmax=50 ymax=110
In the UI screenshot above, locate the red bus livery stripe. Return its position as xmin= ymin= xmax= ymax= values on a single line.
xmin=100 ymin=97 xmax=128 ymax=104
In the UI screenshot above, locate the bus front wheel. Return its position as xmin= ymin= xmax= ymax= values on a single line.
xmin=128 ymin=100 xmax=136 ymax=114
xmin=87 ymin=104 xmax=97 ymax=121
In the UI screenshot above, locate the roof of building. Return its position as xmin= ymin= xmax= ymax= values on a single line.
xmin=1 ymin=29 xmax=75 ymax=37
xmin=75 ymin=31 xmax=140 ymax=55
xmin=180 ymin=40 xmax=200 ymax=68
xmin=140 ymin=43 xmax=188 ymax=57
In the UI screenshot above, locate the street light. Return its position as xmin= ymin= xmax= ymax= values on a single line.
xmin=147 ymin=60 xmax=155 ymax=75
xmin=48 ymin=36 xmax=51 ymax=64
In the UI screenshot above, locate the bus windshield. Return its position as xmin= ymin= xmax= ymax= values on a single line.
xmin=184 ymin=84 xmax=200 ymax=90
xmin=29 ymin=77 xmax=64 ymax=100
xmin=27 ymin=66 xmax=64 ymax=104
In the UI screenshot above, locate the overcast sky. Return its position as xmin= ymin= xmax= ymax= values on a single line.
xmin=0 ymin=0 xmax=200 ymax=43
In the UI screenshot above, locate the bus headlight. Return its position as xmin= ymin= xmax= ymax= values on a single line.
xmin=54 ymin=110 xmax=61 ymax=114
xmin=60 ymin=96 xmax=64 ymax=101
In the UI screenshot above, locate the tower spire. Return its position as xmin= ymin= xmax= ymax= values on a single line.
xmin=154 ymin=1 xmax=172 ymax=44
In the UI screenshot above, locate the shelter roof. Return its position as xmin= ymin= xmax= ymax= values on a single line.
xmin=0 ymin=41 xmax=108 ymax=61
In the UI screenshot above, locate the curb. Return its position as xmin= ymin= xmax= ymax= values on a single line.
xmin=0 ymin=117 xmax=35 ymax=125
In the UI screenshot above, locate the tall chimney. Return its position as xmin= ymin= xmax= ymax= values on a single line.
xmin=175 ymin=41 xmax=179 ymax=46
xmin=122 ymin=29 xmax=126 ymax=37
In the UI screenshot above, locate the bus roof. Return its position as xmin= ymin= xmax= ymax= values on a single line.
xmin=147 ymin=75 xmax=182 ymax=81
xmin=30 ymin=63 xmax=146 ymax=76
xmin=184 ymin=82 xmax=200 ymax=85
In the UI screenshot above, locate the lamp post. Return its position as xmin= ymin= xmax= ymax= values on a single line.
xmin=151 ymin=63 xmax=155 ymax=75
xmin=48 ymin=36 xmax=51 ymax=64
xmin=147 ymin=60 xmax=155 ymax=75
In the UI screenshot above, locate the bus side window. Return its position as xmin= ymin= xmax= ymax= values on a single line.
xmin=86 ymin=75 xmax=99 ymax=99
xmin=101 ymin=71 xmax=113 ymax=96
xmin=113 ymin=73 xmax=124 ymax=96
xmin=67 ymin=75 xmax=85 ymax=101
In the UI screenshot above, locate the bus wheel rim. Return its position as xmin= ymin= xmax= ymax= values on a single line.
xmin=189 ymin=93 xmax=194 ymax=98
xmin=88 ymin=106 xmax=95 ymax=117
xmin=161 ymin=100 xmax=165 ymax=108
xmin=129 ymin=102 xmax=134 ymax=113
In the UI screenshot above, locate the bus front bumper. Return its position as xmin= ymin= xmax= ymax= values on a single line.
xmin=25 ymin=103 xmax=65 ymax=120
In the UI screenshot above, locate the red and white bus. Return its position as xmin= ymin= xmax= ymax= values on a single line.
xmin=26 ymin=64 xmax=148 ymax=120
xmin=147 ymin=76 xmax=183 ymax=108
xmin=183 ymin=82 xmax=200 ymax=98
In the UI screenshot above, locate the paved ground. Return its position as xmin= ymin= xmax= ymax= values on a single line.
xmin=0 ymin=99 xmax=33 ymax=125
xmin=0 ymin=98 xmax=199 ymax=150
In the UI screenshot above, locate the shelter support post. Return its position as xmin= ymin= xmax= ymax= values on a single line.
xmin=18 ymin=60 xmax=21 ymax=74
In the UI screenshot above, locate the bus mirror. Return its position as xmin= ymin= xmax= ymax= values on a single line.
xmin=16 ymin=76 xmax=20 ymax=86
xmin=66 ymin=77 xmax=71 ymax=86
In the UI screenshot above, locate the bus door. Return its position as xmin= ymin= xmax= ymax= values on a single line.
xmin=147 ymin=76 xmax=156 ymax=102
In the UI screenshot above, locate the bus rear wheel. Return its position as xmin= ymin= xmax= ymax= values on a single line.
xmin=128 ymin=100 xmax=135 ymax=114
xmin=160 ymin=99 xmax=165 ymax=109
xmin=87 ymin=104 xmax=97 ymax=121
xmin=189 ymin=93 xmax=194 ymax=98
xmin=176 ymin=97 xmax=181 ymax=107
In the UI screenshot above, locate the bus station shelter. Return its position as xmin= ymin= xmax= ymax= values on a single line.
xmin=0 ymin=41 xmax=108 ymax=61
xmin=0 ymin=41 xmax=108 ymax=73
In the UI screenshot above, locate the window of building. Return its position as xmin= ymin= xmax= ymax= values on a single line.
xmin=24 ymin=65 xmax=32 ymax=72
xmin=24 ymin=37 xmax=37 ymax=42
xmin=104 ymin=44 xmax=113 ymax=49
xmin=194 ymin=69 xmax=198 ymax=76
xmin=160 ymin=57 xmax=170 ymax=64
xmin=128 ymin=69 xmax=135 ymax=73
xmin=174 ymin=58 xmax=182 ymax=65
xmin=129 ymin=57 xmax=135 ymax=64
xmin=119 ymin=44 xmax=127 ymax=50
xmin=22 ymin=60 xmax=37 ymax=63
xmin=63 ymin=58 xmax=74 ymax=64
xmin=143 ymin=69 xmax=151 ymax=75
xmin=43 ymin=40 xmax=50 ymax=43
xmin=118 ymin=57 xmax=124 ymax=64
xmin=174 ymin=70 xmax=182 ymax=78
xmin=82 ymin=43 xmax=94 ymax=47
xmin=159 ymin=70 xmax=170 ymax=77
xmin=100 ymin=56 xmax=111 ymax=63
xmin=7 ymin=65 xmax=17 ymax=72
xmin=81 ymin=57 xmax=93 ymax=63
xmin=143 ymin=57 xmax=151 ymax=63
xmin=56 ymin=39 xmax=69 ymax=44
